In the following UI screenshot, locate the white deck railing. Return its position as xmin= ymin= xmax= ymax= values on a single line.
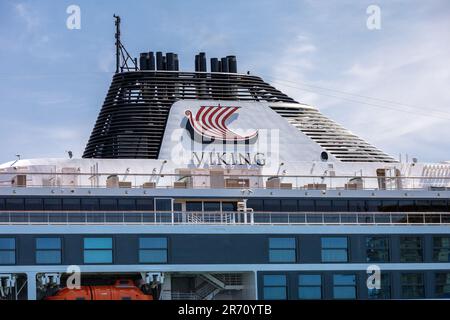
xmin=0 ymin=211 xmax=449 ymax=225
xmin=1 ymin=171 xmax=450 ymax=191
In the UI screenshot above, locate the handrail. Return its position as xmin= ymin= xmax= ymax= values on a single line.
xmin=1 ymin=171 xmax=450 ymax=180
xmin=1 ymin=170 xmax=449 ymax=192
xmin=0 ymin=211 xmax=449 ymax=226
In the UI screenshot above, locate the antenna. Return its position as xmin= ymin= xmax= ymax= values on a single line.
xmin=113 ymin=14 xmax=138 ymax=73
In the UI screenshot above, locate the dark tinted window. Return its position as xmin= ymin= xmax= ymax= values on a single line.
xmin=81 ymin=198 xmax=99 ymax=211
xmin=264 ymin=200 xmax=280 ymax=211
xmin=381 ymin=200 xmax=398 ymax=212
xmin=298 ymin=200 xmax=315 ymax=211
xmin=368 ymin=274 xmax=391 ymax=299
xmin=432 ymin=200 xmax=448 ymax=212
xmin=281 ymin=200 xmax=297 ymax=212
xmin=62 ymin=198 xmax=81 ymax=210
xmin=400 ymin=237 xmax=423 ymax=262
xmin=435 ymin=273 xmax=450 ymax=298
xmin=44 ymin=198 xmax=62 ymax=210
xmin=348 ymin=200 xmax=365 ymax=212
xmin=247 ymin=199 xmax=263 ymax=211
xmin=221 ymin=202 xmax=236 ymax=212
xmin=433 ymin=237 xmax=450 ymax=262
xmin=186 ymin=202 xmax=202 ymax=211
xmin=136 ymin=199 xmax=154 ymax=211
xmin=204 ymin=202 xmax=220 ymax=211
xmin=118 ymin=199 xmax=136 ymax=211
xmin=415 ymin=200 xmax=431 ymax=211
xmin=333 ymin=200 xmax=348 ymax=212
xmin=366 ymin=237 xmax=390 ymax=262
xmin=366 ymin=200 xmax=382 ymax=211
xmin=99 ymin=199 xmax=117 ymax=211
xmin=5 ymin=198 xmax=24 ymax=210
xmin=25 ymin=198 xmax=43 ymax=210
xmin=398 ymin=200 xmax=415 ymax=211
xmin=316 ymin=200 xmax=332 ymax=212
xmin=401 ymin=273 xmax=424 ymax=298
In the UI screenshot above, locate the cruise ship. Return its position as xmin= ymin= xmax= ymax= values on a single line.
xmin=0 ymin=16 xmax=449 ymax=300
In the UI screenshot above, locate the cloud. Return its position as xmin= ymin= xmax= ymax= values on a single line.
xmin=14 ymin=3 xmax=40 ymax=31
xmin=268 ymin=10 xmax=450 ymax=162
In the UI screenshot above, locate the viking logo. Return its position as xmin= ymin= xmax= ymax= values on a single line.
xmin=185 ymin=106 xmax=258 ymax=144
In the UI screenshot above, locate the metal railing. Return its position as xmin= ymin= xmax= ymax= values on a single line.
xmin=1 ymin=171 xmax=450 ymax=191
xmin=0 ymin=210 xmax=449 ymax=225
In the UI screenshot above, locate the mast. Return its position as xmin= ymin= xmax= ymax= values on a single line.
xmin=114 ymin=14 xmax=121 ymax=74
xmin=113 ymin=14 xmax=137 ymax=73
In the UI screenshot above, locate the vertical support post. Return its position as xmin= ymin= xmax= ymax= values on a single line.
xmin=26 ymin=272 xmax=37 ymax=300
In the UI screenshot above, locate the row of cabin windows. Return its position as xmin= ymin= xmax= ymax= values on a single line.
xmin=262 ymin=272 xmax=450 ymax=299
xmin=268 ymin=236 xmax=450 ymax=263
xmin=247 ymin=199 xmax=450 ymax=212
xmin=0 ymin=237 xmax=168 ymax=265
xmin=1 ymin=236 xmax=449 ymax=265
xmin=0 ymin=197 xmax=156 ymax=211
xmin=0 ymin=198 xmax=449 ymax=212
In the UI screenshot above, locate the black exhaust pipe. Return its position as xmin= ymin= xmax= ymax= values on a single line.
xmin=227 ymin=55 xmax=237 ymax=73
xmin=210 ymin=58 xmax=219 ymax=72
xmin=139 ymin=52 xmax=149 ymax=70
xmin=221 ymin=57 xmax=229 ymax=73
xmin=156 ymin=52 xmax=164 ymax=70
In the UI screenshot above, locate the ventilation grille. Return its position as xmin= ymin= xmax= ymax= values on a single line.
xmin=270 ymin=103 xmax=396 ymax=163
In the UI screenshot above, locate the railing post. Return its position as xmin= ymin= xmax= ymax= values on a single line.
xmin=171 ymin=211 xmax=174 ymax=225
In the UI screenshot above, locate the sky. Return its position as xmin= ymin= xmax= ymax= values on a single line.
xmin=0 ymin=0 xmax=449 ymax=163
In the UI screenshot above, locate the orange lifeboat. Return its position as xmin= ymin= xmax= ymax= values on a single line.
xmin=45 ymin=279 xmax=153 ymax=300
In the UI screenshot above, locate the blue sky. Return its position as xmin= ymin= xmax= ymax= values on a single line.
xmin=0 ymin=0 xmax=449 ymax=163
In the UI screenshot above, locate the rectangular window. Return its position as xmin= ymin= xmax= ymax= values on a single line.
xmin=62 ymin=198 xmax=81 ymax=211
xmin=36 ymin=238 xmax=61 ymax=264
xmin=203 ymin=202 xmax=220 ymax=212
xmin=246 ymin=199 xmax=263 ymax=212
xmin=5 ymin=198 xmax=24 ymax=210
xmin=400 ymin=237 xmax=423 ymax=262
xmin=99 ymin=199 xmax=118 ymax=211
xmin=401 ymin=273 xmax=424 ymax=298
xmin=315 ymin=200 xmax=332 ymax=212
xmin=366 ymin=236 xmax=390 ymax=262
xmin=435 ymin=273 xmax=450 ymax=298
xmin=221 ymin=202 xmax=236 ymax=212
xmin=263 ymin=200 xmax=281 ymax=212
xmin=298 ymin=275 xmax=322 ymax=299
xmin=186 ymin=201 xmax=202 ymax=212
xmin=81 ymin=198 xmax=99 ymax=211
xmin=25 ymin=198 xmax=43 ymax=210
xmin=263 ymin=275 xmax=287 ymax=300
xmin=269 ymin=238 xmax=296 ymax=263
xmin=332 ymin=200 xmax=348 ymax=212
xmin=139 ymin=238 xmax=168 ymax=263
xmin=298 ymin=200 xmax=315 ymax=211
xmin=368 ymin=274 xmax=391 ymax=299
xmin=44 ymin=198 xmax=62 ymax=210
xmin=0 ymin=238 xmax=15 ymax=265
xmin=84 ymin=238 xmax=113 ymax=264
xmin=333 ymin=274 xmax=356 ymax=299
xmin=433 ymin=237 xmax=450 ymax=262
xmin=136 ymin=199 xmax=154 ymax=211
xmin=321 ymin=237 xmax=348 ymax=262
xmin=118 ymin=199 xmax=136 ymax=211
xmin=281 ymin=200 xmax=298 ymax=212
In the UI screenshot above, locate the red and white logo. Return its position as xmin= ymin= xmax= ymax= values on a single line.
xmin=185 ymin=105 xmax=258 ymax=143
